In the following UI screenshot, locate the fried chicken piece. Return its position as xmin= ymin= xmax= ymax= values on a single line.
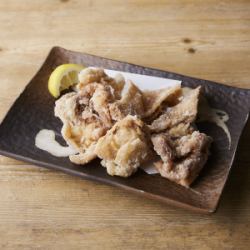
xmin=77 ymin=68 xmax=125 ymax=99
xmin=168 ymin=123 xmax=195 ymax=138
xmin=56 ymin=67 xmax=211 ymax=186
xmin=109 ymin=81 xmax=145 ymax=121
xmin=54 ymin=92 xmax=78 ymax=122
xmin=143 ymin=85 xmax=181 ymax=118
xmin=174 ymin=132 xmax=208 ymax=158
xmin=149 ymin=86 xmax=201 ymax=132
xmin=109 ymin=83 xmax=181 ymax=122
xmin=78 ymin=67 xmax=105 ymax=86
xmin=94 ymin=115 xmax=152 ymax=177
xmin=55 ymin=82 xmax=116 ymax=164
xmin=86 ymin=83 xmax=115 ymax=127
xmin=152 ymin=131 xmax=212 ymax=187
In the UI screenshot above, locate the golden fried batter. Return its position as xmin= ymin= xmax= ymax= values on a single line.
xmin=109 ymin=82 xmax=181 ymax=122
xmin=109 ymin=81 xmax=145 ymax=121
xmin=143 ymin=85 xmax=181 ymax=118
xmin=55 ymin=67 xmax=212 ymax=186
xmin=95 ymin=115 xmax=152 ymax=177
xmin=150 ymin=86 xmax=213 ymax=187
xmin=153 ymin=131 xmax=212 ymax=187
xmin=55 ymin=82 xmax=116 ymax=164
xmin=149 ymin=87 xmax=201 ymax=132
xmin=77 ymin=67 xmax=125 ymax=99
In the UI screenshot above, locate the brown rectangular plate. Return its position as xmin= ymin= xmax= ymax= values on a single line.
xmin=0 ymin=47 xmax=249 ymax=213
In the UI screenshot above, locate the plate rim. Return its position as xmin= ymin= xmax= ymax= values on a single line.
xmin=0 ymin=46 xmax=249 ymax=214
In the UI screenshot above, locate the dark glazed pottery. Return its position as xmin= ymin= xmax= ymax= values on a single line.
xmin=0 ymin=47 xmax=249 ymax=213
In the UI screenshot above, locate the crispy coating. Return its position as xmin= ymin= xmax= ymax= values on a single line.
xmin=151 ymin=133 xmax=175 ymax=170
xmin=149 ymin=87 xmax=201 ymax=132
xmin=69 ymin=144 xmax=97 ymax=165
xmin=77 ymin=68 xmax=125 ymax=99
xmin=95 ymin=115 xmax=152 ymax=177
xmin=109 ymin=82 xmax=181 ymax=122
xmin=150 ymin=87 xmax=213 ymax=187
xmin=109 ymin=81 xmax=145 ymax=121
xmin=55 ymin=67 xmax=212 ymax=185
xmin=55 ymin=82 xmax=116 ymax=164
xmin=143 ymin=85 xmax=181 ymax=118
xmin=152 ymin=131 xmax=212 ymax=187
xmin=167 ymin=123 xmax=195 ymax=138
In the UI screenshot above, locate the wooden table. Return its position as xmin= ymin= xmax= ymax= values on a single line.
xmin=0 ymin=1 xmax=249 ymax=249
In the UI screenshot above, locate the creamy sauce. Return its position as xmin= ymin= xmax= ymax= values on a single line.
xmin=197 ymin=95 xmax=231 ymax=149
xmin=35 ymin=129 xmax=77 ymax=157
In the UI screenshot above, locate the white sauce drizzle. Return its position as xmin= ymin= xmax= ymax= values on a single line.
xmin=35 ymin=129 xmax=77 ymax=157
xmin=197 ymin=95 xmax=231 ymax=149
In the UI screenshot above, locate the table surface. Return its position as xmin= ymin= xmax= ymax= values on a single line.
xmin=0 ymin=1 xmax=250 ymax=249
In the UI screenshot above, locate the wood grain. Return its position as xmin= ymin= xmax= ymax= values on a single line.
xmin=0 ymin=0 xmax=249 ymax=249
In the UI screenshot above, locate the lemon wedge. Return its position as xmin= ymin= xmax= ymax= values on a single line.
xmin=48 ymin=64 xmax=85 ymax=98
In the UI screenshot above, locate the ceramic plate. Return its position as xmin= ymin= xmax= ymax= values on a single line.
xmin=0 ymin=47 xmax=249 ymax=213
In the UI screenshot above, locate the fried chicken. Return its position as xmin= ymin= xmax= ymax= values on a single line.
xmin=108 ymin=81 xmax=145 ymax=121
xmin=55 ymin=82 xmax=116 ymax=164
xmin=150 ymin=86 xmax=212 ymax=187
xmin=54 ymin=67 xmax=212 ymax=187
xmin=153 ymin=131 xmax=212 ymax=187
xmin=149 ymin=86 xmax=200 ymax=132
xmin=108 ymin=82 xmax=181 ymax=122
xmin=143 ymin=85 xmax=181 ymax=118
xmin=77 ymin=67 xmax=125 ymax=99
xmin=94 ymin=115 xmax=152 ymax=177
